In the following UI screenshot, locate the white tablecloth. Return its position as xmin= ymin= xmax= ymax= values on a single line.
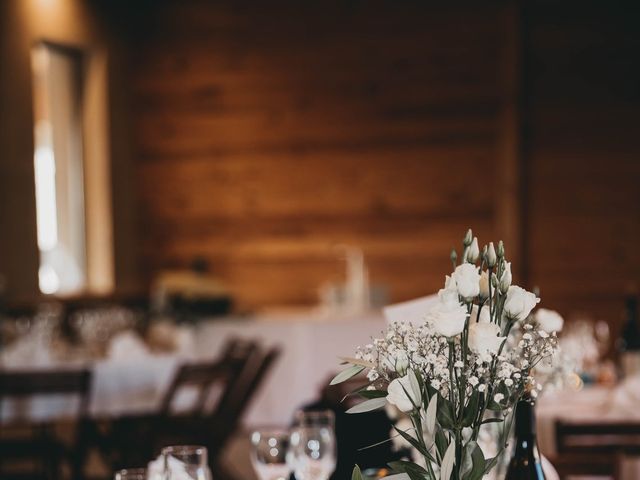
xmin=1 ymin=311 xmax=386 ymax=426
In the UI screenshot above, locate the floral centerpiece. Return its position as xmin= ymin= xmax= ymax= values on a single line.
xmin=331 ymin=230 xmax=560 ymax=480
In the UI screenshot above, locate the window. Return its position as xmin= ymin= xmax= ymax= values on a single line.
xmin=31 ymin=43 xmax=87 ymax=295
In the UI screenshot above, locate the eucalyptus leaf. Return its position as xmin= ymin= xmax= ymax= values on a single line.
xmin=346 ymin=396 xmax=387 ymax=414
xmin=331 ymin=365 xmax=365 ymax=385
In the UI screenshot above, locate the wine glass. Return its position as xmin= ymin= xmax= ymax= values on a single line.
xmin=114 ymin=468 xmax=147 ymax=480
xmin=288 ymin=410 xmax=337 ymax=480
xmin=250 ymin=428 xmax=292 ymax=480
xmin=162 ymin=445 xmax=212 ymax=480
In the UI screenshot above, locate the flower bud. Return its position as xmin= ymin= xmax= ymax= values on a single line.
xmin=395 ymin=353 xmax=409 ymax=376
xmin=491 ymin=272 xmax=499 ymax=288
xmin=486 ymin=242 xmax=497 ymax=268
xmin=497 ymin=240 xmax=505 ymax=258
xmin=466 ymin=237 xmax=480 ymax=263
xmin=479 ymin=271 xmax=490 ymax=298
xmin=463 ymin=229 xmax=473 ymax=247
xmin=450 ymin=248 xmax=458 ymax=265
xmin=499 ymin=262 xmax=512 ymax=294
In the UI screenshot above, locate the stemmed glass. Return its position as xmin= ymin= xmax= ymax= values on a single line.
xmin=250 ymin=428 xmax=292 ymax=480
xmin=288 ymin=410 xmax=337 ymax=480
xmin=162 ymin=445 xmax=212 ymax=480
xmin=114 ymin=468 xmax=147 ymax=480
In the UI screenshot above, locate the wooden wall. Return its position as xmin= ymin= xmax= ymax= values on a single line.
xmin=129 ymin=1 xmax=516 ymax=309
xmin=526 ymin=2 xmax=640 ymax=324
xmin=128 ymin=1 xmax=640 ymax=320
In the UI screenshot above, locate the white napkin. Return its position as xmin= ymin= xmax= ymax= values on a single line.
xmin=382 ymin=294 xmax=438 ymax=325
xmin=107 ymin=331 xmax=151 ymax=361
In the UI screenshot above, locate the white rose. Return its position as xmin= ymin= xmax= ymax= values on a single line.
xmin=452 ymin=263 xmax=480 ymax=299
xmin=479 ymin=271 xmax=490 ymax=299
xmin=535 ymin=308 xmax=564 ymax=333
xmin=426 ymin=283 xmax=467 ymax=337
xmin=469 ymin=321 xmax=505 ymax=356
xmin=386 ymin=375 xmax=421 ymax=412
xmin=504 ymin=285 xmax=540 ymax=321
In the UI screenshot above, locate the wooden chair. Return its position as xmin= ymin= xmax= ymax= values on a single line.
xmin=553 ymin=420 xmax=640 ymax=479
xmin=0 ymin=369 xmax=92 ymax=480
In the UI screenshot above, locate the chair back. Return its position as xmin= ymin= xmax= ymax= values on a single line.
xmin=554 ymin=421 xmax=640 ymax=478
xmin=0 ymin=369 xmax=92 ymax=418
xmin=0 ymin=369 xmax=92 ymax=480
xmin=160 ymin=338 xmax=257 ymax=416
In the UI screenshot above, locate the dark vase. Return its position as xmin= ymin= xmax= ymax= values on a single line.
xmin=505 ymin=397 xmax=545 ymax=479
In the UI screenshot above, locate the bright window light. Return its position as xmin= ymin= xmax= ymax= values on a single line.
xmin=32 ymin=43 xmax=87 ymax=295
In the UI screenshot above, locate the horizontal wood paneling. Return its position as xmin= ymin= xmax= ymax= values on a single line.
xmin=526 ymin=2 xmax=640 ymax=325
xmin=129 ymin=1 xmax=512 ymax=309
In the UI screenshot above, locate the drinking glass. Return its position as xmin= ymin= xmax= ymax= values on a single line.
xmin=288 ymin=410 xmax=337 ymax=480
xmin=162 ymin=445 xmax=212 ymax=480
xmin=250 ymin=428 xmax=292 ymax=480
xmin=114 ymin=468 xmax=147 ymax=480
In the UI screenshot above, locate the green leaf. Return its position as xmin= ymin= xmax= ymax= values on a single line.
xmin=481 ymin=417 xmax=503 ymax=425
xmin=462 ymin=445 xmax=486 ymax=480
xmin=392 ymin=426 xmax=434 ymax=463
xmin=460 ymin=442 xmax=474 ymax=479
xmin=408 ymin=369 xmax=422 ymax=405
xmin=462 ymin=391 xmax=479 ymax=427
xmin=358 ymin=389 xmax=388 ymax=399
xmin=352 ymin=465 xmax=364 ymax=480
xmin=425 ymin=394 xmax=438 ymax=435
xmin=434 ymin=427 xmax=449 ymax=459
xmin=346 ymin=396 xmax=386 ymax=414
xmin=331 ymin=365 xmax=365 ymax=385
xmin=483 ymin=456 xmax=499 ymax=474
xmin=440 ymin=440 xmax=456 ymax=480
xmin=388 ymin=460 xmax=432 ymax=480
xmin=436 ymin=395 xmax=456 ymax=430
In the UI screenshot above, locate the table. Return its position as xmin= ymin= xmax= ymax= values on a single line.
xmin=1 ymin=310 xmax=386 ymax=426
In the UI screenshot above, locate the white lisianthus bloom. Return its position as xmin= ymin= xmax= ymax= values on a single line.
xmin=469 ymin=317 xmax=505 ymax=356
xmin=535 ymin=308 xmax=564 ymax=333
xmin=499 ymin=262 xmax=512 ymax=294
xmin=467 ymin=237 xmax=480 ymax=263
xmin=383 ymin=350 xmax=410 ymax=375
xmin=452 ymin=263 xmax=480 ymax=299
xmin=470 ymin=305 xmax=491 ymax=324
xmin=479 ymin=271 xmax=490 ymax=299
xmin=386 ymin=375 xmax=421 ymax=412
xmin=504 ymin=285 xmax=540 ymax=321
xmin=425 ymin=280 xmax=467 ymax=337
